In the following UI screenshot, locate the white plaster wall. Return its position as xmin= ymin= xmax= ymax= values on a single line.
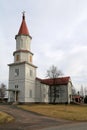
xmin=14 ymin=52 xmax=33 ymax=63
xmin=9 ymin=64 xmax=25 ymax=81
xmin=48 ymin=85 xmax=68 ymax=103
xmin=67 ymin=81 xmax=72 ymax=103
xmin=57 ymin=85 xmax=68 ymax=103
xmin=40 ymin=84 xmax=49 ymax=103
xmin=35 ymin=80 xmax=42 ymax=102
xmin=24 ymin=64 xmax=36 ymax=102
xmin=25 ymin=80 xmax=35 ymax=102
xmin=16 ymin=35 xmax=31 ymax=51
xmin=35 ymin=80 xmax=49 ymax=103
xmin=9 ymin=80 xmax=25 ymax=102
xmin=25 ymin=64 xmax=36 ymax=80
xmin=9 ymin=64 xmax=26 ymax=102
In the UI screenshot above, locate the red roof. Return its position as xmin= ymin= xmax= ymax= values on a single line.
xmin=36 ymin=77 xmax=70 ymax=85
xmin=17 ymin=13 xmax=32 ymax=38
xmin=72 ymin=95 xmax=83 ymax=99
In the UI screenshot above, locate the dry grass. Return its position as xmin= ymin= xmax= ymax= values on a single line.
xmin=0 ymin=111 xmax=14 ymax=124
xmin=18 ymin=104 xmax=87 ymax=121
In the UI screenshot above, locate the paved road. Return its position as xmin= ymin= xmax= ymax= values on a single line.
xmin=0 ymin=105 xmax=71 ymax=130
xmin=42 ymin=122 xmax=87 ymax=130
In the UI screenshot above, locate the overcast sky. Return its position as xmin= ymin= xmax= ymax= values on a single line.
xmin=0 ymin=0 xmax=87 ymax=90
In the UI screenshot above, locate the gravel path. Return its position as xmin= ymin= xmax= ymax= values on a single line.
xmin=0 ymin=105 xmax=72 ymax=130
xmin=42 ymin=122 xmax=87 ymax=130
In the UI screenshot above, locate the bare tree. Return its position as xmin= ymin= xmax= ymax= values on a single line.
xmin=47 ymin=65 xmax=63 ymax=104
xmin=0 ymin=83 xmax=6 ymax=101
xmin=72 ymin=87 xmax=76 ymax=95
xmin=47 ymin=65 xmax=63 ymax=78
xmin=80 ymin=85 xmax=84 ymax=96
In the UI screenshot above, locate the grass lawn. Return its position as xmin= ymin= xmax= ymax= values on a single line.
xmin=18 ymin=104 xmax=87 ymax=121
xmin=0 ymin=111 xmax=14 ymax=124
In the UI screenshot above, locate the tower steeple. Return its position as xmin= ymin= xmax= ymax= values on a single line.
xmin=14 ymin=13 xmax=33 ymax=63
xmin=16 ymin=12 xmax=32 ymax=39
xmin=8 ymin=13 xmax=37 ymax=103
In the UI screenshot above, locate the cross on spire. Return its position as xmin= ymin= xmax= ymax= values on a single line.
xmin=22 ymin=11 xmax=25 ymax=20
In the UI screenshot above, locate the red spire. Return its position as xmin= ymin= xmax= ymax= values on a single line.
xmin=17 ymin=12 xmax=32 ymax=38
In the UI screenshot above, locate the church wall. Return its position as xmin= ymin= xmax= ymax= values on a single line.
xmin=57 ymin=85 xmax=68 ymax=103
xmin=16 ymin=35 xmax=31 ymax=51
xmin=49 ymin=85 xmax=68 ymax=103
xmin=24 ymin=80 xmax=35 ymax=102
xmin=9 ymin=64 xmax=25 ymax=80
xmin=8 ymin=64 xmax=26 ymax=102
xmin=20 ymin=53 xmax=32 ymax=63
xmin=25 ymin=64 xmax=36 ymax=80
xmin=40 ymin=84 xmax=49 ymax=103
xmin=48 ymin=82 xmax=73 ymax=104
xmin=24 ymin=64 xmax=36 ymax=102
xmin=35 ymin=79 xmax=42 ymax=102
xmin=35 ymin=80 xmax=49 ymax=103
xmin=17 ymin=82 xmax=25 ymax=102
xmin=14 ymin=52 xmax=33 ymax=63
xmin=67 ymin=81 xmax=73 ymax=103
xmin=9 ymin=80 xmax=25 ymax=102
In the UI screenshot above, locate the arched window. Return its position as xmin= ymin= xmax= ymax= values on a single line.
xmin=30 ymin=56 xmax=32 ymax=63
xmin=15 ymin=69 xmax=19 ymax=76
xmin=16 ymin=55 xmax=20 ymax=61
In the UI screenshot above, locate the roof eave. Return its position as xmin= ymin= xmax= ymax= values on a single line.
xmin=15 ymin=34 xmax=32 ymax=39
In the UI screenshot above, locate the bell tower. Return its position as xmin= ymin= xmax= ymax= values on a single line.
xmin=8 ymin=13 xmax=37 ymax=103
xmin=14 ymin=12 xmax=33 ymax=64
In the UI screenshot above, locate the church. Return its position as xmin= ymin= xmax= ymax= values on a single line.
xmin=8 ymin=13 xmax=73 ymax=104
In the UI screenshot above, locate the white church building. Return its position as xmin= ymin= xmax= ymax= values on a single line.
xmin=8 ymin=13 xmax=73 ymax=104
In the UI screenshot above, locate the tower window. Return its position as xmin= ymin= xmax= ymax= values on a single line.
xmin=30 ymin=56 xmax=32 ymax=63
xmin=15 ymin=85 xmax=18 ymax=88
xmin=16 ymin=55 xmax=20 ymax=61
xmin=15 ymin=69 xmax=19 ymax=76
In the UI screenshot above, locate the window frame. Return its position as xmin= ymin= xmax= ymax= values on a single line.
xmin=15 ymin=69 xmax=19 ymax=76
